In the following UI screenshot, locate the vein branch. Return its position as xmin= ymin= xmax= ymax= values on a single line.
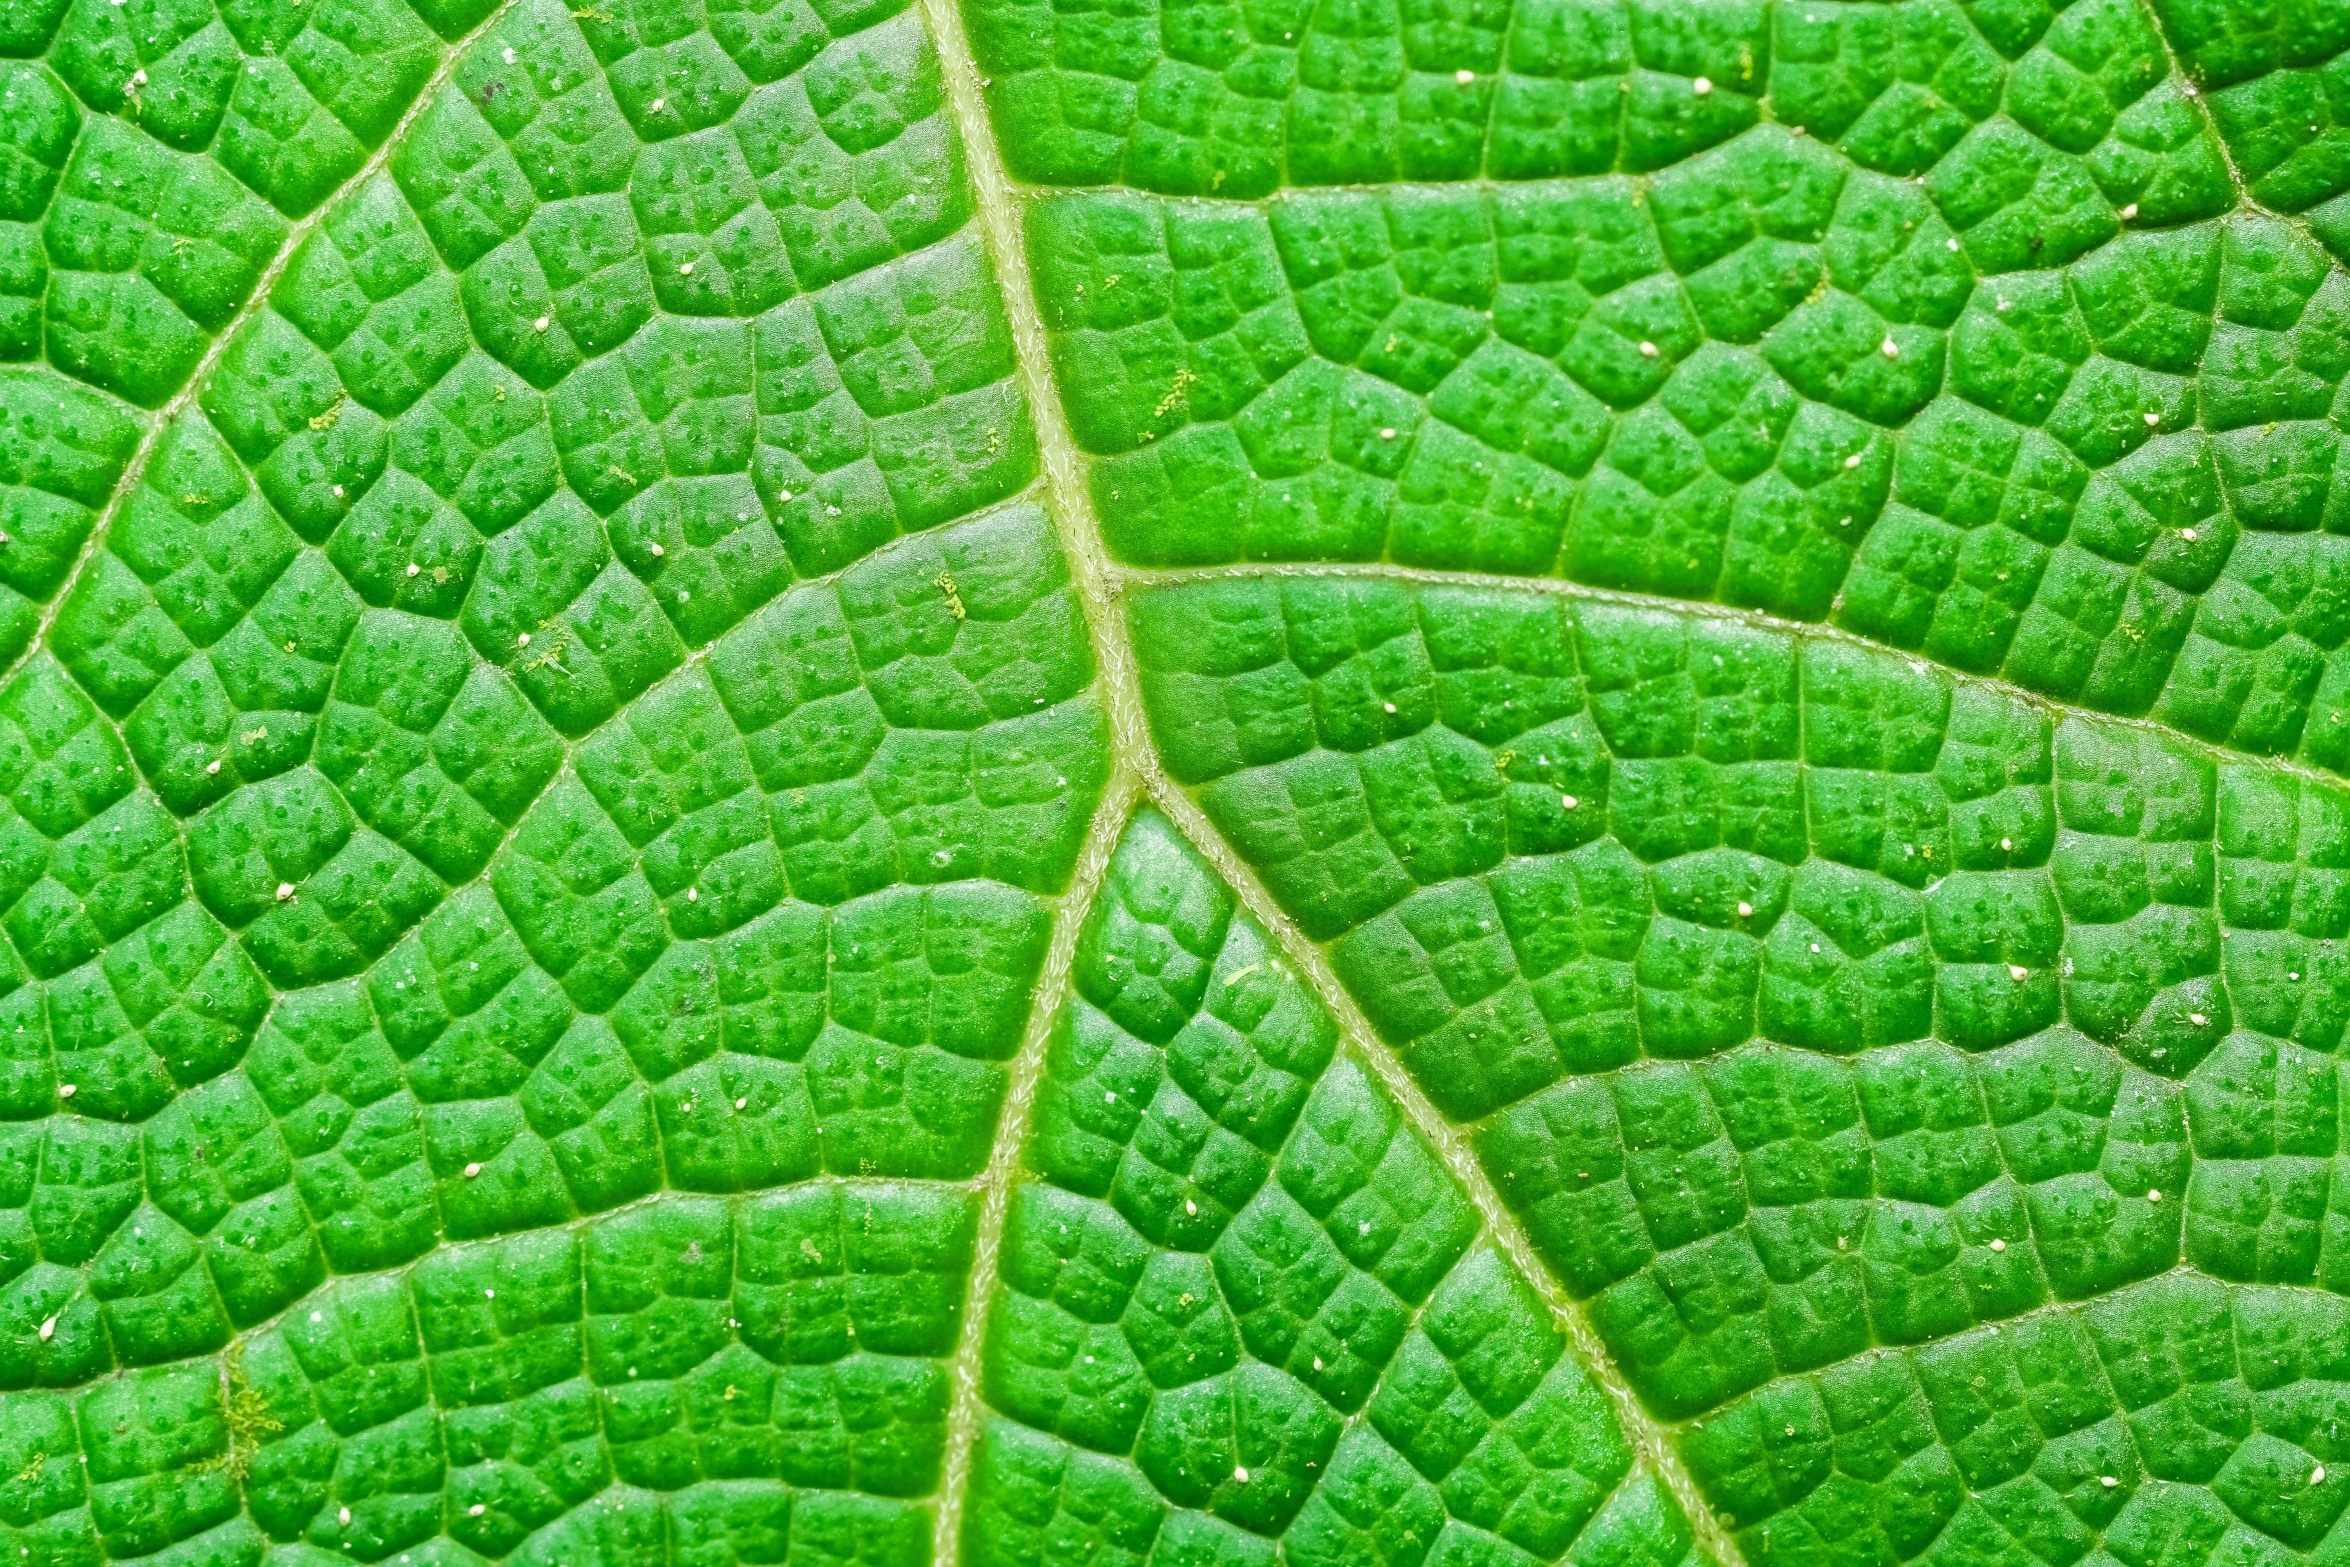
xmin=928 ymin=773 xmax=1139 ymax=1567
xmin=5 ymin=0 xmax=526 ymax=695
xmin=1124 ymin=555 xmax=2350 ymax=796
xmin=1141 ymin=778 xmax=1752 ymax=1567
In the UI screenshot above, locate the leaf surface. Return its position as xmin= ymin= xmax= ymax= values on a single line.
xmin=3 ymin=0 xmax=2348 ymax=1561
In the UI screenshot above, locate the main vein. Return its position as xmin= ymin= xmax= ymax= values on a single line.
xmin=907 ymin=1 xmax=1753 ymax=1558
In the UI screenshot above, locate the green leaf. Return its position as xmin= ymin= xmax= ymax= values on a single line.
xmin=13 ymin=0 xmax=2350 ymax=1560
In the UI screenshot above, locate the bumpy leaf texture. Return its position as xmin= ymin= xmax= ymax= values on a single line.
xmin=12 ymin=0 xmax=2350 ymax=1560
